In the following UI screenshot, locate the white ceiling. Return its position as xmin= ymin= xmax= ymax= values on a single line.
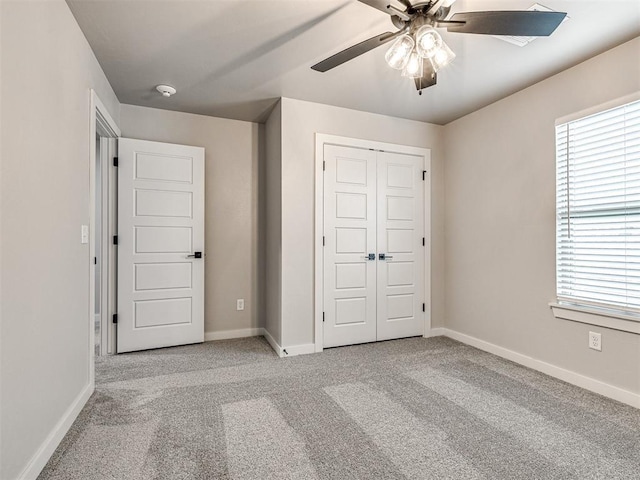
xmin=67 ymin=0 xmax=640 ymax=125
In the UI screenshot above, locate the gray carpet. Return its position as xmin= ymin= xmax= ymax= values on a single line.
xmin=38 ymin=336 xmax=640 ymax=479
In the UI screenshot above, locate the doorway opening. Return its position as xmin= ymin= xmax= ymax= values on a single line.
xmin=95 ymin=132 xmax=101 ymax=355
xmin=89 ymin=90 xmax=120 ymax=374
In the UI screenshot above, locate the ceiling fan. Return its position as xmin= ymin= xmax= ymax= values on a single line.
xmin=311 ymin=0 xmax=567 ymax=93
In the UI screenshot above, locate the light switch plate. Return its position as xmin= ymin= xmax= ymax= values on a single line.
xmin=81 ymin=225 xmax=89 ymax=244
xmin=237 ymin=299 xmax=245 ymax=311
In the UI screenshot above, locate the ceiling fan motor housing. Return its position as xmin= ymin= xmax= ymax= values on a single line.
xmin=390 ymin=4 xmax=446 ymax=31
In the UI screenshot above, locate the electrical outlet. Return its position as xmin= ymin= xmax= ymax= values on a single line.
xmin=236 ymin=299 xmax=245 ymax=311
xmin=589 ymin=331 xmax=602 ymax=351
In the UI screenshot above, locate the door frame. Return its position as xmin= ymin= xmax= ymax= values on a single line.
xmin=89 ymin=90 xmax=120 ymax=384
xmin=314 ymin=133 xmax=432 ymax=353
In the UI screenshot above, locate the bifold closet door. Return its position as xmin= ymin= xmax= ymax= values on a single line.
xmin=323 ymin=144 xmax=378 ymax=348
xmin=323 ymin=144 xmax=425 ymax=348
xmin=376 ymin=152 xmax=425 ymax=341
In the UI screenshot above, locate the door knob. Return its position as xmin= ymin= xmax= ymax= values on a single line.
xmin=379 ymin=253 xmax=394 ymax=260
xmin=361 ymin=253 xmax=376 ymax=261
xmin=187 ymin=251 xmax=202 ymax=259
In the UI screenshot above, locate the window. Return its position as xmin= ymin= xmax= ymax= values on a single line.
xmin=556 ymin=97 xmax=640 ymax=318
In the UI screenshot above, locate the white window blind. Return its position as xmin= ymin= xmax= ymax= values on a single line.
xmin=556 ymin=98 xmax=640 ymax=316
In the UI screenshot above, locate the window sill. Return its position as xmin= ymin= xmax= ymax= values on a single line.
xmin=549 ymin=302 xmax=640 ymax=335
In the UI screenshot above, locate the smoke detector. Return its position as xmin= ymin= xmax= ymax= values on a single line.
xmin=156 ymin=85 xmax=176 ymax=97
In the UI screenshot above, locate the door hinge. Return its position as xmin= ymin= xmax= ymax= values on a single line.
xmin=323 ymin=161 xmax=326 ymax=171
xmin=422 ymin=237 xmax=425 ymax=246
xmin=112 ymin=314 xmax=118 ymax=324
xmin=323 ymin=236 xmax=325 ymax=246
xmin=422 ymin=170 xmax=426 ymax=181
xmin=113 ymin=235 xmax=118 ymax=245
xmin=323 ymin=312 xmax=325 ymax=322
xmin=113 ymin=157 xmax=119 ymax=167
xmin=422 ymin=303 xmax=425 ymax=312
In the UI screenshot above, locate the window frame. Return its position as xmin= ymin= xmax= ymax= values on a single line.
xmin=551 ymin=91 xmax=640 ymax=334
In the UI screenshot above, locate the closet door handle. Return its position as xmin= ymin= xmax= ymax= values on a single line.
xmin=187 ymin=251 xmax=202 ymax=259
xmin=361 ymin=253 xmax=376 ymax=261
xmin=379 ymin=253 xmax=393 ymax=261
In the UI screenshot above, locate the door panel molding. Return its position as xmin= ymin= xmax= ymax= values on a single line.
xmin=323 ymin=145 xmax=377 ymax=348
xmin=376 ymin=151 xmax=425 ymax=341
xmin=117 ymin=138 xmax=205 ymax=353
xmin=315 ymin=134 xmax=431 ymax=352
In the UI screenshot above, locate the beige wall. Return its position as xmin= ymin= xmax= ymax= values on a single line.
xmin=264 ymin=101 xmax=283 ymax=344
xmin=443 ymin=37 xmax=640 ymax=395
xmin=0 ymin=3 xmax=4 ymax=473
xmin=278 ymin=98 xmax=445 ymax=348
xmin=0 ymin=1 xmax=120 ymax=478
xmin=120 ymin=105 xmax=261 ymax=336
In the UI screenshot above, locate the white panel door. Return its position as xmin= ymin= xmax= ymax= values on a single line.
xmin=376 ymin=152 xmax=424 ymax=341
xmin=117 ymin=138 xmax=205 ymax=353
xmin=323 ymin=145 xmax=425 ymax=348
xmin=323 ymin=144 xmax=378 ymax=348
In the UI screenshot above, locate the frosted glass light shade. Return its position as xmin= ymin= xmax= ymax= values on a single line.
xmin=432 ymin=41 xmax=456 ymax=70
xmin=415 ymin=25 xmax=442 ymax=59
xmin=385 ymin=35 xmax=415 ymax=70
xmin=401 ymin=51 xmax=423 ymax=78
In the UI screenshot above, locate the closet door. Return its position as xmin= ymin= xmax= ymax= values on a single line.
xmin=323 ymin=144 xmax=378 ymax=348
xmin=376 ymin=151 xmax=425 ymax=341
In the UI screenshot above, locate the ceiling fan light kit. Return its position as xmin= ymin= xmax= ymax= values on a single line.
xmin=385 ymin=34 xmax=414 ymax=69
xmin=415 ymin=25 xmax=442 ymax=58
xmin=432 ymin=41 xmax=455 ymax=69
xmin=311 ymin=0 xmax=567 ymax=94
xmin=401 ymin=50 xmax=423 ymax=78
xmin=389 ymin=22 xmax=455 ymax=80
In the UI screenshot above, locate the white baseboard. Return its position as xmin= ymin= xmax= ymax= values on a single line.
xmin=18 ymin=382 xmax=94 ymax=480
xmin=204 ymin=328 xmax=263 ymax=342
xmin=260 ymin=329 xmax=315 ymax=358
xmin=442 ymin=328 xmax=640 ymax=409
xmin=281 ymin=343 xmax=315 ymax=357
xmin=204 ymin=327 xmax=315 ymax=359
xmin=262 ymin=328 xmax=283 ymax=357
xmin=424 ymin=327 xmax=445 ymax=338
